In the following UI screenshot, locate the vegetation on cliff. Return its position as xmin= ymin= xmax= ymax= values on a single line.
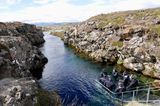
xmin=36 ymin=89 xmax=61 ymax=106
xmin=62 ymin=7 xmax=160 ymax=81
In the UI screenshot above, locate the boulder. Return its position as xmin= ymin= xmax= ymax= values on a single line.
xmin=134 ymin=47 xmax=157 ymax=63
xmin=124 ymin=36 xmax=143 ymax=49
xmin=152 ymin=80 xmax=160 ymax=88
xmin=142 ymin=63 xmax=160 ymax=79
xmin=153 ymin=19 xmax=160 ymax=25
xmin=0 ymin=78 xmax=61 ymax=106
xmin=123 ymin=57 xmax=144 ymax=71
xmin=90 ymin=49 xmax=107 ymax=62
xmin=0 ymin=78 xmax=37 ymax=106
xmin=86 ymin=31 xmax=100 ymax=42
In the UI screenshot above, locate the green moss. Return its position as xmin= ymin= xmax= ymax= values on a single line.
xmin=35 ymin=89 xmax=61 ymax=106
xmin=112 ymin=41 xmax=123 ymax=47
xmin=97 ymin=21 xmax=109 ymax=29
xmin=117 ymin=57 xmax=123 ymax=65
xmin=137 ymin=74 xmax=154 ymax=84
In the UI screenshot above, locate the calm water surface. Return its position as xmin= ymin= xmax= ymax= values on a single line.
xmin=39 ymin=32 xmax=116 ymax=106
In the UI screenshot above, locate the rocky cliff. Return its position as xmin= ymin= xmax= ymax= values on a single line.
xmin=0 ymin=22 xmax=60 ymax=106
xmin=64 ymin=8 xmax=160 ymax=79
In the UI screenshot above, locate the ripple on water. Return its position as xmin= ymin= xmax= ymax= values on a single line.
xmin=39 ymin=33 xmax=116 ymax=106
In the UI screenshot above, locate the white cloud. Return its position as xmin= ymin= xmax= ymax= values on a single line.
xmin=111 ymin=0 xmax=160 ymax=11
xmin=0 ymin=6 xmax=9 ymax=9
xmin=33 ymin=0 xmax=55 ymax=4
xmin=6 ymin=0 xmax=21 ymax=5
xmin=0 ymin=0 xmax=21 ymax=9
xmin=0 ymin=0 xmax=21 ymax=5
xmin=0 ymin=0 xmax=160 ymax=22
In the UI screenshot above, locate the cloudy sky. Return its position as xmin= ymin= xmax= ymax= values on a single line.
xmin=0 ymin=0 xmax=160 ymax=23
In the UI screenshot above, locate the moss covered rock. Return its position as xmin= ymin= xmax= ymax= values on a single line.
xmin=36 ymin=89 xmax=61 ymax=106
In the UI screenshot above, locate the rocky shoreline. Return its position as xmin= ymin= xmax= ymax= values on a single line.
xmin=0 ymin=22 xmax=60 ymax=106
xmin=63 ymin=8 xmax=160 ymax=80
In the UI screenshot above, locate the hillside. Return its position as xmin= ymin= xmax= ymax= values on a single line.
xmin=63 ymin=7 xmax=160 ymax=80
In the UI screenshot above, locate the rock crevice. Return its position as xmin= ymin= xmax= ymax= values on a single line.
xmin=0 ymin=22 xmax=60 ymax=106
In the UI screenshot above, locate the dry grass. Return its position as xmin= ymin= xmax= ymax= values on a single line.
xmin=50 ymin=31 xmax=64 ymax=39
xmin=88 ymin=7 xmax=160 ymax=29
xmin=150 ymin=25 xmax=160 ymax=35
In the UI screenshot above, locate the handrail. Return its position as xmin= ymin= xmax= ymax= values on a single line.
xmin=95 ymin=80 xmax=160 ymax=95
xmin=95 ymin=79 xmax=160 ymax=105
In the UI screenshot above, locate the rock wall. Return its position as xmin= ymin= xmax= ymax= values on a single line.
xmin=0 ymin=22 xmax=60 ymax=106
xmin=0 ymin=22 xmax=47 ymax=79
xmin=64 ymin=8 xmax=160 ymax=79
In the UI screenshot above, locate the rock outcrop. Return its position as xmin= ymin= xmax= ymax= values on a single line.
xmin=0 ymin=22 xmax=60 ymax=106
xmin=63 ymin=8 xmax=160 ymax=79
xmin=0 ymin=22 xmax=47 ymax=79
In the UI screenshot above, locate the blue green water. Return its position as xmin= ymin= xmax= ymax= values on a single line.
xmin=39 ymin=32 xmax=116 ymax=106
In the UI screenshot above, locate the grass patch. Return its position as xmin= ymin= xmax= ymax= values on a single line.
xmin=112 ymin=41 xmax=123 ymax=47
xmin=97 ymin=21 xmax=109 ymax=29
xmin=150 ymin=25 xmax=160 ymax=35
xmin=97 ymin=16 xmax=125 ymax=29
xmin=50 ymin=31 xmax=64 ymax=39
xmin=114 ymin=17 xmax=125 ymax=25
xmin=89 ymin=8 xmax=160 ymax=29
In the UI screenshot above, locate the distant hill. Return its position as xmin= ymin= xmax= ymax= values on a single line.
xmin=33 ymin=22 xmax=79 ymax=26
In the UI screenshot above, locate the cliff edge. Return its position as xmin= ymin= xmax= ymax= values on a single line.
xmin=64 ymin=8 xmax=160 ymax=79
xmin=0 ymin=22 xmax=60 ymax=106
